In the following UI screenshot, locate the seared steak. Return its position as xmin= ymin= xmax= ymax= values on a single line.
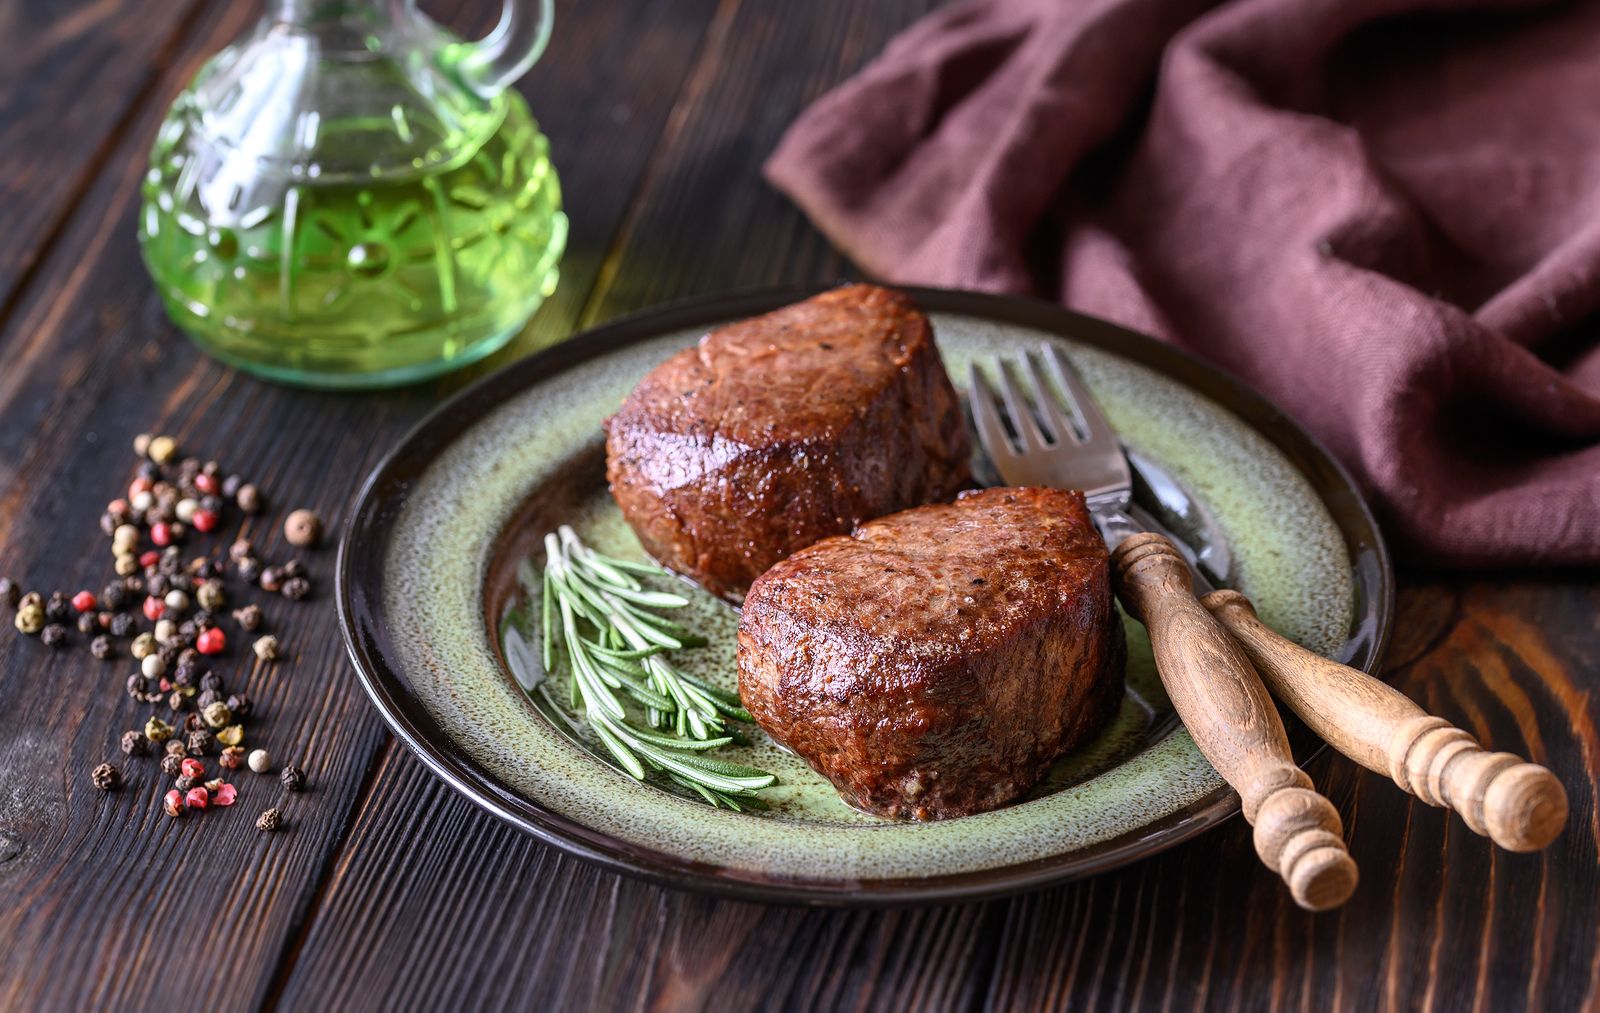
xmin=737 ymin=487 xmax=1124 ymax=820
xmin=604 ymin=285 xmax=970 ymax=602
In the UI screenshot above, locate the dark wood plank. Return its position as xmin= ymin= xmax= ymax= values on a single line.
xmin=0 ymin=0 xmax=208 ymax=309
xmin=0 ymin=0 xmax=721 ymax=1008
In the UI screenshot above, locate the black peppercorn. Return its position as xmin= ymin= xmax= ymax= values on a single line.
xmin=121 ymin=730 xmax=148 ymax=756
xmin=226 ymin=693 xmax=252 ymax=718
xmin=222 ymin=475 xmax=243 ymax=499
xmin=183 ymin=713 xmax=205 ymax=734
xmin=186 ymin=729 xmax=213 ymax=755
xmin=258 ymin=567 xmax=283 ymax=593
xmin=123 ymin=575 xmax=145 ymax=595
xmin=281 ymin=560 xmax=305 ymax=579
xmin=165 ymin=738 xmax=188 ymax=758
xmin=167 ymin=690 xmax=189 ymax=712
xmin=77 ymin=612 xmax=98 ymax=635
xmin=160 ymin=753 xmax=184 ymax=777
xmin=280 ymin=765 xmax=305 ymax=791
xmin=137 ymin=460 xmax=160 ymax=481
xmin=199 ymin=671 xmax=223 ymax=693
xmin=232 ymin=604 xmax=263 ymax=632
xmin=256 ymin=807 xmax=282 ymax=832
xmin=236 ymin=557 xmax=262 ymax=583
xmin=281 ymin=576 xmax=311 ymax=601
xmin=91 ymin=635 xmax=113 ymax=659
xmin=102 ymin=582 xmax=129 ymax=611
xmin=126 ymin=674 xmax=150 ymax=700
xmin=147 ymin=573 xmax=170 ymax=598
xmin=196 ymin=689 xmax=221 ymax=711
xmin=40 ymin=623 xmax=67 ymax=647
xmin=168 ymin=573 xmax=192 ymax=593
xmin=91 ymin=763 xmax=121 ymax=791
xmin=109 ymin=612 xmax=135 ymax=637
xmin=0 ymin=578 xmax=18 ymax=608
xmin=174 ymin=774 xmax=199 ymax=792
xmin=193 ymin=610 xmax=216 ymax=630
xmin=45 ymin=592 xmax=71 ymax=623
xmin=199 ymin=495 xmax=224 ymax=515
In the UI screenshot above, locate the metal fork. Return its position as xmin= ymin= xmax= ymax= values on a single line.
xmin=968 ymin=346 xmax=1359 ymax=911
xmin=969 ymin=345 xmax=1568 ymax=859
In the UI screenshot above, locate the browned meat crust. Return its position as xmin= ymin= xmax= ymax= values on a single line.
xmin=737 ymin=487 xmax=1125 ymax=820
xmin=604 ymin=284 xmax=970 ymax=602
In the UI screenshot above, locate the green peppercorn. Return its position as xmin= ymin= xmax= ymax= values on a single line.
xmin=202 ymin=701 xmax=232 ymax=729
xmin=15 ymin=604 xmax=44 ymax=635
xmin=130 ymin=633 xmax=157 ymax=660
xmin=144 ymin=716 xmax=174 ymax=743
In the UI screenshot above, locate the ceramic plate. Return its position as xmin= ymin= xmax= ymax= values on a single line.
xmin=338 ymin=287 xmax=1392 ymax=906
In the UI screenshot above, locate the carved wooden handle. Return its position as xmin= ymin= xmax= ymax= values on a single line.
xmin=1201 ymin=589 xmax=1568 ymax=852
xmin=1113 ymin=532 xmax=1358 ymax=911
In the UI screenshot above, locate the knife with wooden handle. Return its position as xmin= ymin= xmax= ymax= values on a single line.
xmin=1201 ymin=589 xmax=1568 ymax=852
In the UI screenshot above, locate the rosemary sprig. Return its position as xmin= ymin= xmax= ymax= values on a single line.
xmin=540 ymin=525 xmax=775 ymax=810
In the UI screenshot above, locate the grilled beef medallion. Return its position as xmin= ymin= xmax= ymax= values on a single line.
xmin=737 ymin=487 xmax=1125 ymax=820
xmin=604 ymin=284 xmax=970 ymax=602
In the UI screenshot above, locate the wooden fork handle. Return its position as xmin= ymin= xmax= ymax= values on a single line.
xmin=1201 ymin=589 xmax=1567 ymax=853
xmin=1113 ymin=533 xmax=1358 ymax=911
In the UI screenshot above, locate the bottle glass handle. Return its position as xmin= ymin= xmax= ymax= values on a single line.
xmin=389 ymin=0 xmax=553 ymax=98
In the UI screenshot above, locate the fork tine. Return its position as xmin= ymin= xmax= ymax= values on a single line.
xmin=1043 ymin=345 xmax=1118 ymax=450
xmin=1021 ymin=349 xmax=1082 ymax=444
xmin=966 ymin=363 xmax=1016 ymax=459
xmin=996 ymin=358 xmax=1049 ymax=451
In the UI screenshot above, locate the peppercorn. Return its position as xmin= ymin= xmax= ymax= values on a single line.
xmin=108 ymin=613 xmax=134 ymax=638
xmin=236 ymin=484 xmax=261 ymax=514
xmin=220 ymin=746 xmax=246 ymax=770
xmin=148 ymin=435 xmax=177 ymax=464
xmin=126 ymin=674 xmax=151 ymax=700
xmin=222 ymin=475 xmax=243 ymax=499
xmin=284 ymin=509 xmax=322 ymax=548
xmin=40 ymin=624 xmax=67 ymax=647
xmin=187 ymin=729 xmax=214 ymax=755
xmin=130 ymin=633 xmax=157 ymax=659
xmin=144 ymin=716 xmax=174 ymax=743
xmin=159 ymin=548 xmax=183 ymax=576
xmin=165 ymin=738 xmax=188 ymax=758
xmin=114 ymin=553 xmax=139 ymax=576
xmin=196 ymin=627 xmax=225 ymax=656
xmin=154 ymin=619 xmax=177 ymax=644
xmin=217 ymin=724 xmax=243 ymax=748
xmin=226 ymin=693 xmax=251 ymax=718
xmin=233 ymin=604 xmax=263 ymax=632
xmin=253 ymin=635 xmax=279 ymax=661
xmin=258 ymin=567 xmax=283 ymax=593
xmin=256 ymin=807 xmax=282 ymax=832
xmin=90 ymin=763 xmax=121 ymax=791
xmin=179 ymin=757 xmax=204 ymax=779
xmin=196 ymin=581 xmax=224 ymax=612
xmin=142 ymin=653 xmax=167 ymax=679
xmin=45 ymin=593 xmax=71 ymax=623
xmin=163 ymin=790 xmax=184 ymax=817
xmin=281 ymin=576 xmax=311 ymax=602
xmin=199 ymin=670 xmax=223 ymax=693
xmin=192 ymin=510 xmax=220 ymax=534
xmin=247 ymin=748 xmax=272 ymax=774
xmin=202 ymin=701 xmax=232 ymax=729
xmin=229 ymin=538 xmax=254 ymax=561
xmin=121 ymin=730 xmax=148 ymax=756
xmin=123 ymin=575 xmax=145 ymax=594
xmin=183 ymin=713 xmax=205 ymax=735
xmin=160 ymin=753 xmax=184 ymax=777
xmin=91 ymin=635 xmax=113 ymax=659
xmin=175 ymin=774 xmax=199 ymax=792
xmin=279 ymin=765 xmax=305 ymax=792
xmin=185 ymin=788 xmax=208 ymax=811
xmin=236 ymin=557 xmax=262 ymax=583
xmin=77 ymin=613 xmax=98 ymax=636
xmin=163 ymin=589 xmax=189 ymax=613
xmin=15 ymin=604 xmax=44 ymax=635
xmin=133 ymin=433 xmax=153 ymax=456
xmin=192 ymin=610 xmax=216 ymax=631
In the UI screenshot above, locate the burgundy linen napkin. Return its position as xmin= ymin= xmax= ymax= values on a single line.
xmin=766 ymin=0 xmax=1600 ymax=567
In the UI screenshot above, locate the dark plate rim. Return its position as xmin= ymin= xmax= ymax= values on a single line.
xmin=336 ymin=285 xmax=1395 ymax=908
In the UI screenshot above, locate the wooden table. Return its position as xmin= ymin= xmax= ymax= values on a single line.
xmin=1 ymin=2 xmax=1595 ymax=1009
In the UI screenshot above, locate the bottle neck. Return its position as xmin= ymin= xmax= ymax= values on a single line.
xmin=268 ymin=1 xmax=386 ymax=28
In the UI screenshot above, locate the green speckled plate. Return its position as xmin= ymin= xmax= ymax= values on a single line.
xmin=338 ymin=287 xmax=1392 ymax=906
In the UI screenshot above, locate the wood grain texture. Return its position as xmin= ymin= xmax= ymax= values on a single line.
xmin=0 ymin=1 xmax=1597 ymax=1010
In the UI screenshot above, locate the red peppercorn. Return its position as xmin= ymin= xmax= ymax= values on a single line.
xmin=129 ymin=477 xmax=153 ymax=499
xmin=185 ymin=787 xmax=209 ymax=810
xmin=194 ymin=473 xmax=220 ymax=495
xmin=72 ymin=591 xmax=97 ymax=613
xmin=140 ymin=550 xmax=160 ymax=568
xmin=196 ymin=628 xmax=226 ymax=655
xmin=150 ymin=522 xmax=174 ymax=547
xmin=191 ymin=509 xmax=220 ymax=533
xmin=163 ymin=789 xmax=184 ymax=817
xmin=181 ymin=757 xmax=205 ymax=779
xmin=143 ymin=596 xmax=165 ymax=621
